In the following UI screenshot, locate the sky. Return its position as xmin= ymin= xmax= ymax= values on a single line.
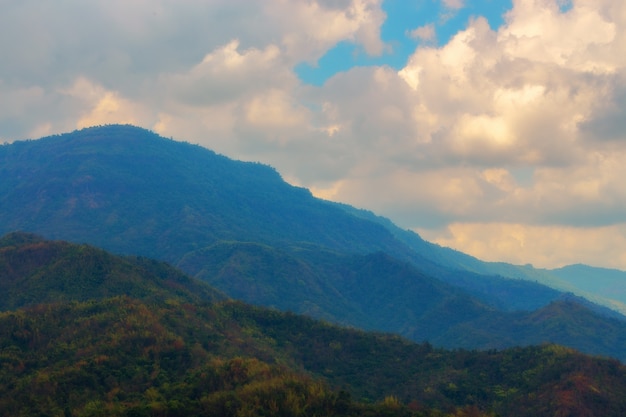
xmin=1 ymin=0 xmax=626 ymax=270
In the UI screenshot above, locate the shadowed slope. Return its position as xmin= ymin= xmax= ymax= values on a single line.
xmin=0 ymin=232 xmax=225 ymax=310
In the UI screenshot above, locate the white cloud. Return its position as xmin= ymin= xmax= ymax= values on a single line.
xmin=297 ymin=0 xmax=626 ymax=268
xmin=266 ymin=0 xmax=386 ymax=61
xmin=3 ymin=0 xmax=626 ymax=269
xmin=500 ymin=0 xmax=619 ymax=72
xmin=243 ymin=90 xmax=309 ymax=131
xmin=159 ymin=40 xmax=292 ymax=107
xmin=0 ymin=0 xmax=386 ymax=152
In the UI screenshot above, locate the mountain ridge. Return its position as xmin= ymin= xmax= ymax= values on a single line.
xmin=2 ymin=234 xmax=626 ymax=416
xmin=2 ymin=125 xmax=625 ymax=358
xmin=342 ymin=204 xmax=626 ymax=315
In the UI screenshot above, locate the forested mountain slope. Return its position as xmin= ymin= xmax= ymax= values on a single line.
xmin=1 ymin=235 xmax=626 ymax=417
xmin=1 ymin=125 xmax=623 ymax=357
xmin=0 ymin=125 xmax=410 ymax=262
xmin=0 ymin=232 xmax=225 ymax=310
xmin=178 ymin=240 xmax=626 ymax=360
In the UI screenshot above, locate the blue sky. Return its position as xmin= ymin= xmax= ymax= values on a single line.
xmin=297 ymin=0 xmax=514 ymax=86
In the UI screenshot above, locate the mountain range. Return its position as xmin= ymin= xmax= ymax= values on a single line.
xmin=2 ymin=233 xmax=626 ymax=416
xmin=1 ymin=124 xmax=625 ymax=360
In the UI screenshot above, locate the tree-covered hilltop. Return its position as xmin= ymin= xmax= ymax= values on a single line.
xmin=0 ymin=125 xmax=409 ymax=262
xmin=1 ymin=234 xmax=626 ymax=416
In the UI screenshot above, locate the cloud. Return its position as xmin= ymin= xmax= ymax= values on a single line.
xmin=500 ymin=0 xmax=619 ymax=72
xmin=0 ymin=0 xmax=385 ymax=144
xmin=438 ymin=0 xmax=466 ymax=22
xmin=2 ymin=0 xmax=626 ymax=269
xmin=407 ymin=24 xmax=437 ymax=43
xmin=159 ymin=40 xmax=293 ymax=107
xmin=61 ymin=78 xmax=150 ymax=129
xmin=267 ymin=0 xmax=386 ymax=61
xmin=289 ymin=0 xmax=626 ymax=268
xmin=421 ymin=222 xmax=626 ymax=270
xmin=442 ymin=0 xmax=465 ymax=11
xmin=243 ymin=90 xmax=309 ymax=131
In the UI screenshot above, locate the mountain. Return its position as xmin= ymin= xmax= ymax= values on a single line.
xmin=550 ymin=264 xmax=626 ymax=312
xmin=5 ymin=232 xmax=625 ymax=361
xmin=178 ymin=241 xmax=626 ymax=358
xmin=178 ymin=242 xmax=492 ymax=336
xmin=1 ymin=125 xmax=624 ymax=357
xmin=2 ymin=235 xmax=626 ymax=416
xmin=0 ymin=125 xmax=410 ymax=262
xmin=0 ymin=232 xmax=225 ymax=310
xmin=345 ymin=205 xmax=626 ymax=316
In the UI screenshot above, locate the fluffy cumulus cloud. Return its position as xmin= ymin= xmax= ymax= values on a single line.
xmin=2 ymin=0 xmax=626 ymax=269
xmin=302 ymin=0 xmax=626 ymax=268
xmin=0 ymin=0 xmax=383 ymax=141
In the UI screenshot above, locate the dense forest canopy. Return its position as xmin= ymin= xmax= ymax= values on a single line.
xmin=1 ymin=234 xmax=626 ymax=416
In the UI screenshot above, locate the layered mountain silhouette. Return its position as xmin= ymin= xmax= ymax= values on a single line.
xmin=1 ymin=124 xmax=625 ymax=359
xmin=2 ymin=234 xmax=626 ymax=416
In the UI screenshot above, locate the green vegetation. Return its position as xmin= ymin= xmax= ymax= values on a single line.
xmin=0 ymin=232 xmax=225 ymax=311
xmin=1 ymin=125 xmax=625 ymax=362
xmin=1 ymin=296 xmax=382 ymax=417
xmin=179 ymin=241 xmax=626 ymax=361
xmin=1 ymin=234 xmax=626 ymax=416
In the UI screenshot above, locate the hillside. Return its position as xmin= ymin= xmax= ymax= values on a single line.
xmin=3 ymin=233 xmax=626 ymax=362
xmin=2 ymin=236 xmax=626 ymax=416
xmin=178 ymin=240 xmax=626 ymax=360
xmin=1 ymin=125 xmax=624 ymax=357
xmin=0 ymin=232 xmax=225 ymax=311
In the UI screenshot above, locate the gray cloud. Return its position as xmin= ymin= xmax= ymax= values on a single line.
xmin=580 ymin=75 xmax=626 ymax=142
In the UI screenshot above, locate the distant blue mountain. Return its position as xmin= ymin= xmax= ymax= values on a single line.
xmin=549 ymin=264 xmax=626 ymax=312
